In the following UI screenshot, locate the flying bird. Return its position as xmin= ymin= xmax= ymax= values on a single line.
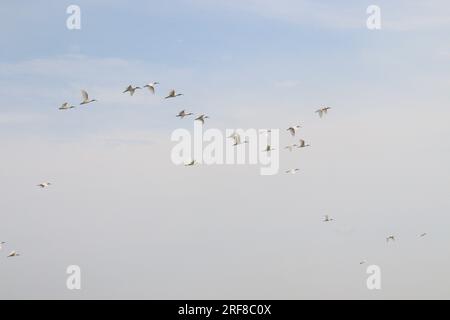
xmin=284 ymin=144 xmax=298 ymax=152
xmin=37 ymin=182 xmax=51 ymax=188
xmin=59 ymin=102 xmax=75 ymax=110
xmin=285 ymin=169 xmax=300 ymax=174
xmin=195 ymin=114 xmax=209 ymax=125
xmin=419 ymin=233 xmax=427 ymax=238
xmin=287 ymin=125 xmax=301 ymax=136
xmin=298 ymin=139 xmax=311 ymax=148
xmin=386 ymin=235 xmax=396 ymax=243
xmin=316 ymin=107 xmax=331 ymax=118
xmin=359 ymin=260 xmax=367 ymax=265
xmin=176 ymin=110 xmax=194 ymax=119
xmin=185 ymin=160 xmax=196 ymax=166
xmin=7 ymin=251 xmax=20 ymax=258
xmin=165 ymin=90 xmax=183 ymax=99
xmin=232 ymin=134 xmax=248 ymax=146
xmin=123 ymin=85 xmax=142 ymax=96
xmin=228 ymin=132 xmax=238 ymax=139
xmin=323 ymin=215 xmax=334 ymax=222
xmin=143 ymin=82 xmax=159 ymax=94
xmin=80 ymin=90 xmax=97 ymax=105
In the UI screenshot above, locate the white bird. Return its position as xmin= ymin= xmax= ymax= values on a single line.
xmin=59 ymin=102 xmax=75 ymax=110
xmin=419 ymin=233 xmax=427 ymax=238
xmin=386 ymin=235 xmax=396 ymax=242
xmin=287 ymin=125 xmax=301 ymax=136
xmin=316 ymin=106 xmax=332 ymax=118
xmin=323 ymin=215 xmax=334 ymax=222
xmin=263 ymin=145 xmax=275 ymax=152
xmin=176 ymin=110 xmax=193 ymax=119
xmin=37 ymin=182 xmax=51 ymax=188
xmin=232 ymin=134 xmax=248 ymax=146
xmin=165 ymin=90 xmax=183 ymax=99
xmin=143 ymin=82 xmax=159 ymax=94
xmin=185 ymin=160 xmax=196 ymax=166
xmin=298 ymin=139 xmax=311 ymax=148
xmin=7 ymin=251 xmax=20 ymax=258
xmin=195 ymin=114 xmax=209 ymax=125
xmin=285 ymin=168 xmax=300 ymax=174
xmin=228 ymin=131 xmax=238 ymax=139
xmin=284 ymin=144 xmax=298 ymax=152
xmin=123 ymin=85 xmax=142 ymax=96
xmin=80 ymin=90 xmax=97 ymax=105
xmin=359 ymin=260 xmax=367 ymax=265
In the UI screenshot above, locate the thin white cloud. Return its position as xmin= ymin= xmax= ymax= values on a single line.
xmin=0 ymin=112 xmax=47 ymax=125
xmin=188 ymin=0 xmax=450 ymax=31
xmin=274 ymin=80 xmax=301 ymax=88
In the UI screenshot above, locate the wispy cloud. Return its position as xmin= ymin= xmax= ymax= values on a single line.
xmin=274 ymin=80 xmax=301 ymax=89
xmin=189 ymin=0 xmax=450 ymax=31
xmin=0 ymin=112 xmax=47 ymax=125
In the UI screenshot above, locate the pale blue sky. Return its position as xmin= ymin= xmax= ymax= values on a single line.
xmin=1 ymin=0 xmax=450 ymax=138
xmin=1 ymin=1 xmax=450 ymax=299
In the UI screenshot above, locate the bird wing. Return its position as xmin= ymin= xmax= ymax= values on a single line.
xmin=195 ymin=116 xmax=204 ymax=124
xmin=81 ymin=90 xmax=89 ymax=101
xmin=147 ymin=85 xmax=155 ymax=94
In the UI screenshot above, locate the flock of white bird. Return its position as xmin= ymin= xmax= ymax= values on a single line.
xmin=279 ymin=105 xmax=427 ymax=266
xmin=1 ymin=83 xmax=426 ymax=263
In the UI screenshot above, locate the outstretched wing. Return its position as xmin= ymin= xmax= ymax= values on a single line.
xmin=233 ymin=134 xmax=241 ymax=145
xmin=299 ymin=139 xmax=305 ymax=147
xmin=81 ymin=90 xmax=89 ymax=101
